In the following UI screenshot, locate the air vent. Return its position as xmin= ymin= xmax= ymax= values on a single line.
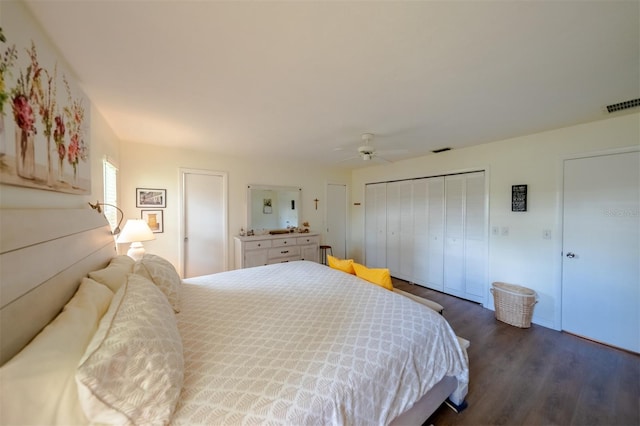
xmin=606 ymin=98 xmax=640 ymax=113
xmin=432 ymin=147 xmax=451 ymax=154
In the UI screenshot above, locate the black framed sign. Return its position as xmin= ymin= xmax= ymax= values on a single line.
xmin=136 ymin=188 xmax=166 ymax=208
xmin=512 ymin=184 xmax=527 ymax=212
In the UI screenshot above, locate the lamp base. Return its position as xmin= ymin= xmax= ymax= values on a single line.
xmin=127 ymin=242 xmax=146 ymax=261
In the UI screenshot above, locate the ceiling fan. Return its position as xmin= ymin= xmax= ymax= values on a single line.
xmin=337 ymin=133 xmax=408 ymax=163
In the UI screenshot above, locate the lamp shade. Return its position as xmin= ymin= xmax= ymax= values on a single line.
xmin=116 ymin=219 xmax=155 ymax=244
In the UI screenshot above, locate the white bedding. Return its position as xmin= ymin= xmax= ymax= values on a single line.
xmin=173 ymin=261 xmax=468 ymax=425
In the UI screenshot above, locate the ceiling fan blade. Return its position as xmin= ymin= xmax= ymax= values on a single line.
xmin=376 ymin=149 xmax=409 ymax=156
xmin=333 ymin=132 xmax=410 ymax=165
xmin=373 ymin=156 xmax=392 ymax=163
xmin=337 ymin=155 xmax=361 ymax=163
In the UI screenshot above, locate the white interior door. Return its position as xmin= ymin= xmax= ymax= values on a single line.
xmin=386 ymin=181 xmax=401 ymax=274
xmin=412 ymin=179 xmax=429 ymax=285
xmin=562 ymin=150 xmax=639 ymax=353
xmin=464 ymin=172 xmax=487 ymax=299
xmin=398 ymin=180 xmax=414 ymax=280
xmin=426 ymin=177 xmax=445 ymax=290
xmin=444 ymin=175 xmax=465 ymax=295
xmin=326 ymin=183 xmax=347 ymax=259
xmin=384 ymin=179 xmax=414 ymax=280
xmin=364 ymin=183 xmax=387 ymax=268
xmin=181 ymin=169 xmax=227 ymax=278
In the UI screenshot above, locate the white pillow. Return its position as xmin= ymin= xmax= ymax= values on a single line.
xmin=133 ymin=254 xmax=181 ymax=312
xmin=0 ymin=278 xmax=113 ymax=426
xmin=88 ymin=255 xmax=135 ymax=292
xmin=76 ymin=273 xmax=184 ymax=425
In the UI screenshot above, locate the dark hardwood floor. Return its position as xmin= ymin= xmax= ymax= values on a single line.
xmin=393 ymin=279 xmax=640 ymax=426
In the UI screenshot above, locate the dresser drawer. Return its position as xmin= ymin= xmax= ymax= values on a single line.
xmin=235 ymin=233 xmax=320 ymax=269
xmin=296 ymin=235 xmax=320 ymax=245
xmin=272 ymin=237 xmax=296 ymax=248
xmin=268 ymin=246 xmax=300 ymax=259
xmin=245 ymin=240 xmax=272 ymax=250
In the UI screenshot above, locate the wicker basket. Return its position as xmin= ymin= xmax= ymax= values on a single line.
xmin=490 ymin=282 xmax=537 ymax=328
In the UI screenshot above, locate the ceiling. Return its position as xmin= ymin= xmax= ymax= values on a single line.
xmin=24 ymin=0 xmax=639 ymax=169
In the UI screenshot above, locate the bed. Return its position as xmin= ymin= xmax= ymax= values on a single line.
xmin=0 ymin=208 xmax=469 ymax=425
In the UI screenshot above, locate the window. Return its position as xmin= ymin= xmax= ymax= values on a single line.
xmin=103 ymin=159 xmax=119 ymax=232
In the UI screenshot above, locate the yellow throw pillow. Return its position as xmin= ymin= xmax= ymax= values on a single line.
xmin=352 ymin=263 xmax=394 ymax=291
xmin=327 ymin=255 xmax=355 ymax=274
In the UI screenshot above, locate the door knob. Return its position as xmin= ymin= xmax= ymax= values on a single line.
xmin=566 ymin=252 xmax=576 ymax=258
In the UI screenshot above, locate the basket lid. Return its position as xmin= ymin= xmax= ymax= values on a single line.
xmin=492 ymin=281 xmax=536 ymax=296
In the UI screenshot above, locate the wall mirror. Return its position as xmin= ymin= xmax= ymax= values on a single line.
xmin=247 ymin=185 xmax=302 ymax=232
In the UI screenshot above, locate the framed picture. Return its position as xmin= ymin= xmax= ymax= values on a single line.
xmin=263 ymin=198 xmax=272 ymax=214
xmin=512 ymin=184 xmax=528 ymax=212
xmin=141 ymin=210 xmax=164 ymax=233
xmin=136 ymin=188 xmax=166 ymax=208
xmin=0 ymin=27 xmax=92 ymax=195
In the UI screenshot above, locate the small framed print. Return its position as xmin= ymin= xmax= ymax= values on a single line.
xmin=141 ymin=209 xmax=163 ymax=233
xmin=263 ymin=198 xmax=272 ymax=214
xmin=136 ymin=188 xmax=166 ymax=208
xmin=512 ymin=184 xmax=528 ymax=212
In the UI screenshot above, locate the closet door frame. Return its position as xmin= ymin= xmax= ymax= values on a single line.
xmin=363 ymin=168 xmax=489 ymax=304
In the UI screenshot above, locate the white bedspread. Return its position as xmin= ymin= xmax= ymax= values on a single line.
xmin=172 ymin=261 xmax=468 ymax=425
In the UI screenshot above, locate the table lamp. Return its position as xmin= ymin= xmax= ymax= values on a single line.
xmin=117 ymin=219 xmax=155 ymax=260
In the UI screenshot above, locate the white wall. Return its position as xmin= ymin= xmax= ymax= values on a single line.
xmin=118 ymin=142 xmax=350 ymax=272
xmin=350 ymin=112 xmax=640 ymax=330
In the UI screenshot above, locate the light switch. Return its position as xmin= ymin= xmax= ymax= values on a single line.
xmin=501 ymin=226 xmax=509 ymax=236
xmin=543 ymin=229 xmax=552 ymax=240
xmin=491 ymin=226 xmax=499 ymax=236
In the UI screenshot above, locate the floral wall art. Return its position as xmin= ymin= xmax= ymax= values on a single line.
xmin=0 ymin=6 xmax=90 ymax=195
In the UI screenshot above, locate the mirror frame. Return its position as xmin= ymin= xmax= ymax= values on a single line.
xmin=247 ymin=184 xmax=302 ymax=232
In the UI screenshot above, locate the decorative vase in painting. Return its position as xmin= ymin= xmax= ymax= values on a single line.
xmin=15 ymin=126 xmax=35 ymax=179
xmin=72 ymin=164 xmax=78 ymax=188
xmin=57 ymin=156 xmax=64 ymax=182
xmin=0 ymin=114 xmax=5 ymax=158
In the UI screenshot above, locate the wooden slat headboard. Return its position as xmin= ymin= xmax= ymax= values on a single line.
xmin=0 ymin=208 xmax=116 ymax=365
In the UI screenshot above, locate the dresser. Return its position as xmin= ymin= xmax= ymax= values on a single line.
xmin=234 ymin=233 xmax=320 ymax=269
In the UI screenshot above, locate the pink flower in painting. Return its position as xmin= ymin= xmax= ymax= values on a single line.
xmin=57 ymin=142 xmax=66 ymax=160
xmin=67 ymin=133 xmax=79 ymax=165
xmin=78 ymin=138 xmax=88 ymax=162
xmin=63 ymin=75 xmax=87 ymax=171
xmin=54 ymin=115 xmax=65 ymax=137
xmin=54 ymin=114 xmax=65 ymax=134
xmin=54 ymin=114 xmax=66 ymax=159
xmin=12 ymin=94 xmax=36 ymax=132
